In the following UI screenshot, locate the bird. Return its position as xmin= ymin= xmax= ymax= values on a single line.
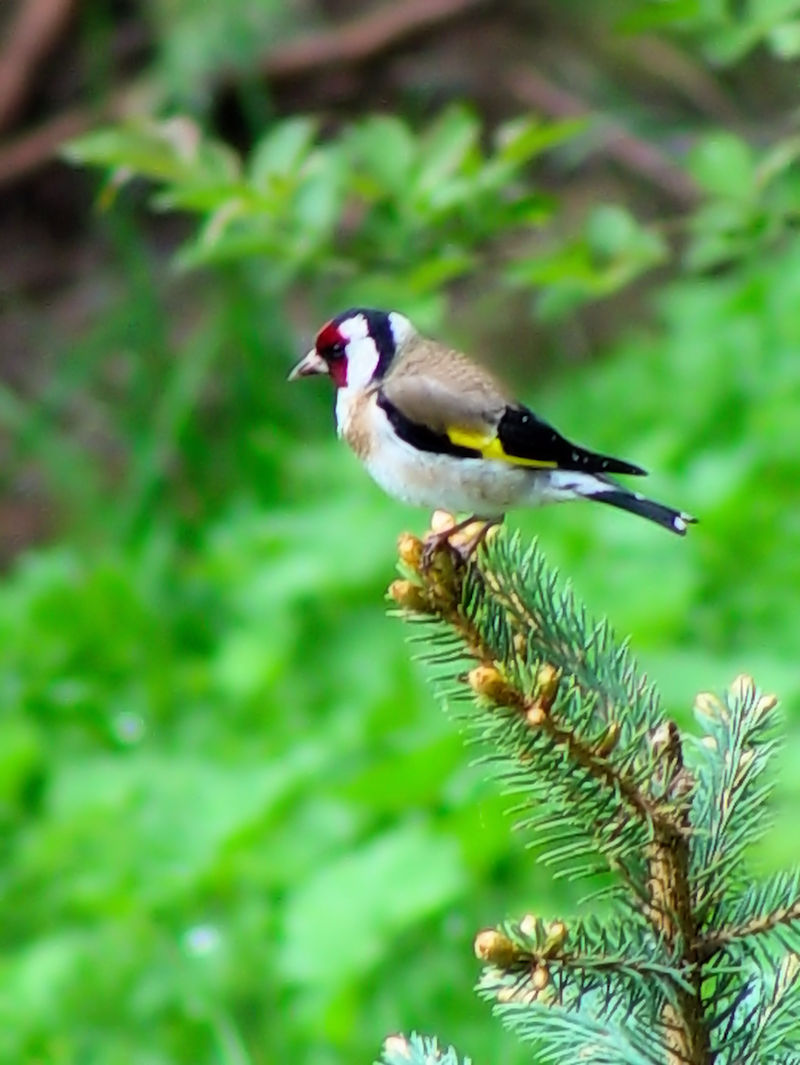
xmin=288 ymin=307 xmax=695 ymax=553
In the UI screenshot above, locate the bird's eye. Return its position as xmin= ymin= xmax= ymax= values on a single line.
xmin=325 ymin=341 xmax=345 ymax=360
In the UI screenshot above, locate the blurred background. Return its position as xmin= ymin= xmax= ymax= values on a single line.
xmin=2 ymin=1 xmax=800 ymax=1063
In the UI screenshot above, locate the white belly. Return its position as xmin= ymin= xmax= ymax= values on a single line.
xmin=336 ymin=387 xmax=547 ymax=516
xmin=366 ymin=447 xmax=538 ymax=514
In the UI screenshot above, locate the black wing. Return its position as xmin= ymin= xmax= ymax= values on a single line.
xmin=496 ymin=407 xmax=647 ymax=475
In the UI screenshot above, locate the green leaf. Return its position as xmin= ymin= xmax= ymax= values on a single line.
xmin=615 ymin=0 xmax=702 ymax=34
xmin=405 ymin=253 xmax=476 ymax=292
xmin=64 ymin=119 xmax=240 ymax=188
xmin=509 ymin=206 xmax=666 ymax=317
xmin=689 ymin=133 xmax=756 ymax=200
xmin=495 ymin=116 xmax=587 ymax=166
xmin=153 ymin=181 xmax=251 ymax=213
xmin=292 ymin=148 xmax=348 ymax=241
xmin=684 ymin=200 xmax=756 ymax=270
xmin=249 ymin=117 xmax=319 ymax=187
xmin=348 ymin=114 xmax=416 ymax=195
xmin=414 ymin=106 xmax=481 ymax=197
xmin=768 ymin=17 xmax=800 ymax=55
xmin=0 ymin=717 xmax=43 ymax=819
xmin=585 ymin=204 xmax=644 ymax=260
xmin=176 ymin=213 xmax=286 ymax=271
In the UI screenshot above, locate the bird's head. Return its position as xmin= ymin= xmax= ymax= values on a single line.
xmin=288 ymin=308 xmax=415 ymax=389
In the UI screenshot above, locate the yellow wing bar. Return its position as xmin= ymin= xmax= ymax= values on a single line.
xmin=446 ymin=427 xmax=558 ymax=468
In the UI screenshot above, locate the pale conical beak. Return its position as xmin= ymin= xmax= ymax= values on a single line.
xmin=288 ymin=349 xmax=328 ymax=381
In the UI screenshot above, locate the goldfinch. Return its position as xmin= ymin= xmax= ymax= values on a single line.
xmin=288 ymin=308 xmax=695 ymax=544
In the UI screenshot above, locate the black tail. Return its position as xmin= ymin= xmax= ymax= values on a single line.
xmin=592 ymin=488 xmax=696 ymax=536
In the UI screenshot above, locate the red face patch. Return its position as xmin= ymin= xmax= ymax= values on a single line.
xmin=315 ymin=320 xmax=348 ymax=388
xmin=315 ymin=320 xmax=342 ymax=352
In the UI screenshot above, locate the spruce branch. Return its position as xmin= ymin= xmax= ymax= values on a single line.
xmin=696 ymin=870 xmax=800 ymax=963
xmin=689 ymin=677 xmax=780 ymax=915
xmin=386 ymin=517 xmax=800 ymax=1065
xmin=475 ymin=913 xmax=688 ymax=1018
xmin=487 ymin=999 xmax=669 ymax=1065
xmin=390 ymin=519 xmax=709 ymax=1063
xmin=392 ymin=522 xmax=688 ymax=898
xmin=705 ymin=953 xmax=800 ymax=1063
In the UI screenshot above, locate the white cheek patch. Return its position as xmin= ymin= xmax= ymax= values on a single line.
xmin=338 ymin=314 xmax=380 ymax=388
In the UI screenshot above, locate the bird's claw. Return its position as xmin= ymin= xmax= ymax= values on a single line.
xmin=420 ymin=528 xmax=459 ymax=571
xmin=420 ymin=514 xmax=501 ymax=571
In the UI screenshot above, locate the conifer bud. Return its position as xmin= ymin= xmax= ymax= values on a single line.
xmin=754 ymin=692 xmax=778 ymax=721
xmin=388 ymin=579 xmax=429 ymax=613
xmin=474 ymin=928 xmax=518 ymax=966
xmin=468 ymin=664 xmax=512 ymax=704
xmin=543 ymin=920 xmax=567 ymax=955
xmin=731 ymin=673 xmax=756 ymax=704
xmin=531 ymin=964 xmax=550 ymax=990
xmin=397 ymin=532 xmax=424 ymax=572
xmin=694 ymin=691 xmax=724 ymax=719
xmin=518 ymin=913 xmax=537 ymax=939
xmin=526 ymin=704 xmax=547 ymax=728
xmin=536 ymin=663 xmax=560 ymax=709
xmin=595 ymin=720 xmax=621 ymax=756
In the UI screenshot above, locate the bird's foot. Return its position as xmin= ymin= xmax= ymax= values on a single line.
xmin=457 ymin=516 xmax=502 ymax=559
xmin=421 ymin=512 xmax=502 ymax=570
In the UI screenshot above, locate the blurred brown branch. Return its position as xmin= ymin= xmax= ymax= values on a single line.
xmin=263 ymin=0 xmax=487 ymax=78
xmin=0 ymin=104 xmax=102 ymax=186
xmin=508 ymin=66 xmax=699 ymax=208
xmin=0 ymin=0 xmax=77 ymax=133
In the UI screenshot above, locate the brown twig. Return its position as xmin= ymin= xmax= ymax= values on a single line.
xmin=0 ymin=0 xmax=488 ymax=189
xmin=648 ymin=822 xmax=708 ymax=1064
xmin=0 ymin=104 xmax=105 ymax=186
xmin=628 ymin=35 xmax=742 ymax=126
xmin=480 ymin=662 xmax=668 ymax=832
xmin=507 ymin=66 xmax=699 ymax=209
xmin=0 ymin=0 xmax=77 ymax=134
xmin=694 ymin=898 xmax=800 ymax=965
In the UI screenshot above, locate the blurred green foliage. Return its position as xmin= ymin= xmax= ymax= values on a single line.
xmin=612 ymin=0 xmax=800 ymax=61
xmin=4 ymin=1 xmax=800 ymax=1063
xmin=66 ymin=106 xmax=586 ymax=319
